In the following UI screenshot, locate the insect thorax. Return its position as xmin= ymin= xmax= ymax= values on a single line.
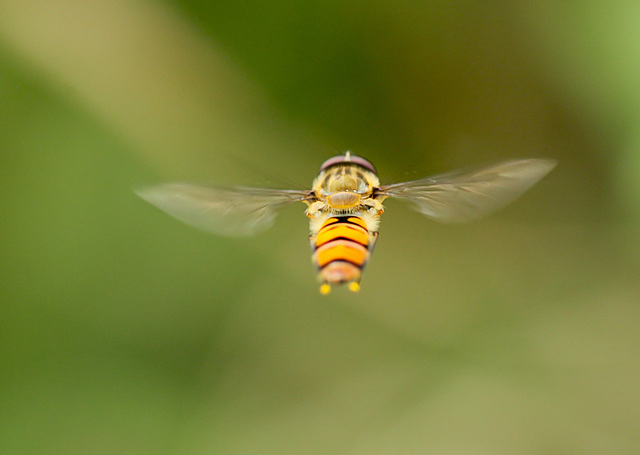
xmin=313 ymin=163 xmax=379 ymax=195
xmin=307 ymin=163 xmax=383 ymax=234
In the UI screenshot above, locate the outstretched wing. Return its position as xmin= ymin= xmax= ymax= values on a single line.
xmin=136 ymin=183 xmax=310 ymax=236
xmin=380 ymin=159 xmax=556 ymax=223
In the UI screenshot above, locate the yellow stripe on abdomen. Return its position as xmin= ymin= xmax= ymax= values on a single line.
xmin=313 ymin=216 xmax=373 ymax=286
xmin=345 ymin=216 xmax=367 ymax=229
xmin=315 ymin=222 xmax=369 ymax=247
xmin=315 ymin=240 xmax=368 ymax=267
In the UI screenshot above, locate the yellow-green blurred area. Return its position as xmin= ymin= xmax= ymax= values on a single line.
xmin=1 ymin=0 xmax=640 ymax=453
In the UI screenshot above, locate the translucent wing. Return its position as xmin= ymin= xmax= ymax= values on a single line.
xmin=136 ymin=183 xmax=310 ymax=236
xmin=380 ymin=159 xmax=557 ymax=223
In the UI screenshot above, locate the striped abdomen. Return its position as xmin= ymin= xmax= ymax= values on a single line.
xmin=312 ymin=216 xmax=377 ymax=293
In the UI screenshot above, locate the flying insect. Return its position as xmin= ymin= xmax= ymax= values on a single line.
xmin=137 ymin=153 xmax=556 ymax=294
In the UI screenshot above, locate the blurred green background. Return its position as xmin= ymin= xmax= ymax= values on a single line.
xmin=1 ymin=1 xmax=639 ymax=454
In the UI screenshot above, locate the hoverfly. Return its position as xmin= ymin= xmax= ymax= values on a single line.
xmin=137 ymin=153 xmax=556 ymax=294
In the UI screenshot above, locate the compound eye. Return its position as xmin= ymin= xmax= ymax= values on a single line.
xmin=349 ymin=156 xmax=376 ymax=173
xmin=319 ymin=155 xmax=346 ymax=171
xmin=319 ymin=153 xmax=376 ymax=174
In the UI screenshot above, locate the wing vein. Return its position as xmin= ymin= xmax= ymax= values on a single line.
xmin=380 ymin=159 xmax=556 ymax=223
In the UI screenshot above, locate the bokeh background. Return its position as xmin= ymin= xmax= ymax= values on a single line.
xmin=1 ymin=1 xmax=639 ymax=454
